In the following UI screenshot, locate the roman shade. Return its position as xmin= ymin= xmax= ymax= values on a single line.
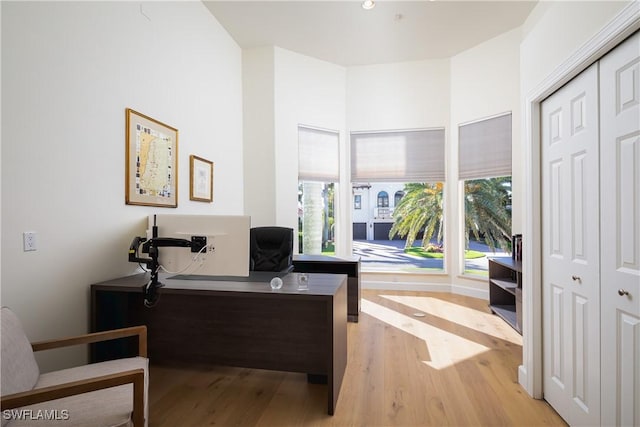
xmin=458 ymin=112 xmax=512 ymax=180
xmin=350 ymin=128 xmax=445 ymax=182
xmin=298 ymin=126 xmax=340 ymax=182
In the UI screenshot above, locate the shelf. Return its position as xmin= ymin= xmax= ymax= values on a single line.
xmin=488 ymin=256 xmax=522 ymax=335
xmin=489 ymin=304 xmax=519 ymax=332
xmin=490 ymin=278 xmax=518 ymax=295
xmin=489 ymin=257 xmax=522 ymax=273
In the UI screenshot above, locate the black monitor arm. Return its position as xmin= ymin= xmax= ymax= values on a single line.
xmin=129 ymin=236 xmax=194 ymax=306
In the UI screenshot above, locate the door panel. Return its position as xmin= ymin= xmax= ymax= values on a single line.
xmin=542 ymin=62 xmax=601 ymax=426
xmin=571 ymin=151 xmax=588 ymax=261
xmin=551 ymin=284 xmax=565 ymax=388
xmin=600 ymin=31 xmax=640 ymax=427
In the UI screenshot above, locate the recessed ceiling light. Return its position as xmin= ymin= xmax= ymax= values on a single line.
xmin=362 ymin=0 xmax=376 ymax=10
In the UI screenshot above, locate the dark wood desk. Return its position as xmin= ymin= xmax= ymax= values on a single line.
xmin=90 ymin=272 xmax=347 ymax=415
xmin=293 ymin=255 xmax=360 ymax=322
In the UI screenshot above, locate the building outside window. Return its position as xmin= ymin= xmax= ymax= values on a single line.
xmin=377 ymin=191 xmax=389 ymax=207
xmin=394 ymin=190 xmax=405 ymax=206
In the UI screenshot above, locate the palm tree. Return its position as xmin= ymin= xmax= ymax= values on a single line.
xmin=390 ymin=182 xmax=444 ymax=248
xmin=464 ymin=177 xmax=512 ymax=252
xmin=300 ymin=182 xmax=335 ymax=254
xmin=390 ymin=178 xmax=511 ymax=252
xmin=301 ymin=181 xmax=324 ymax=254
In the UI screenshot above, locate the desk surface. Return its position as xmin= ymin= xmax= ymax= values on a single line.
xmin=92 ymin=271 xmax=344 ymax=296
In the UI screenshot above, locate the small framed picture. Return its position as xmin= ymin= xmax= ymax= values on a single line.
xmin=190 ymin=155 xmax=213 ymax=202
xmin=125 ymin=108 xmax=178 ymax=207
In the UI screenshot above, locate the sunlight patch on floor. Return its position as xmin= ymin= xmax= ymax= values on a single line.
xmin=361 ymin=298 xmax=490 ymax=370
xmin=379 ymin=294 xmax=522 ymax=345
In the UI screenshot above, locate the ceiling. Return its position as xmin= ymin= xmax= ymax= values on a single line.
xmin=203 ymin=1 xmax=538 ymax=66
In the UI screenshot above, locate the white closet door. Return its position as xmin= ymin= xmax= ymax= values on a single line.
xmin=600 ymin=31 xmax=640 ymax=427
xmin=541 ymin=62 xmax=601 ymax=426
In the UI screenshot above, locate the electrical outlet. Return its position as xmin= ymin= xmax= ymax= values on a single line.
xmin=191 ymin=236 xmax=207 ymax=253
xmin=23 ymin=231 xmax=37 ymax=251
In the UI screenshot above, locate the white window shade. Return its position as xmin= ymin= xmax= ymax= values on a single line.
xmin=458 ymin=113 xmax=512 ymax=180
xmin=350 ymin=128 xmax=445 ymax=183
xmin=298 ymin=126 xmax=340 ymax=182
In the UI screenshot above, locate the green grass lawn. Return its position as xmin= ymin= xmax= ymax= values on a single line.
xmin=464 ymin=269 xmax=489 ymax=277
xmin=321 ymin=242 xmax=335 ymax=256
xmin=404 ymin=247 xmax=485 ymax=259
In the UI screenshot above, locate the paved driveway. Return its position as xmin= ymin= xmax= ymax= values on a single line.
xmin=352 ymin=239 xmax=508 ymax=272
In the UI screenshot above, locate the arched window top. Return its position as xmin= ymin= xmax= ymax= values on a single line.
xmin=377 ymin=191 xmax=389 ymax=208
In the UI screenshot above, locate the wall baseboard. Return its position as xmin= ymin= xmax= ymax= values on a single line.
xmin=362 ymin=279 xmax=489 ymax=300
xmin=362 ymin=280 xmax=451 ymax=293
xmin=450 ymin=283 xmax=489 ymax=300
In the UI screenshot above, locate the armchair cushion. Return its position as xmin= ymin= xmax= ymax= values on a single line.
xmin=0 ymin=308 xmax=40 ymax=408
xmin=8 ymin=357 xmax=148 ymax=427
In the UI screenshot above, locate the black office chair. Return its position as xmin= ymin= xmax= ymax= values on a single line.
xmin=249 ymin=226 xmax=294 ymax=272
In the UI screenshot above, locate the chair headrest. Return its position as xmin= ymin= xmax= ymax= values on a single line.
xmin=249 ymin=227 xmax=293 ymax=272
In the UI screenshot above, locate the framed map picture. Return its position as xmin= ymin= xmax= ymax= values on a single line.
xmin=125 ymin=108 xmax=178 ymax=207
xmin=189 ymin=155 xmax=213 ymax=202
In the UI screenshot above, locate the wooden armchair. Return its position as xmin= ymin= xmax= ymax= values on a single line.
xmin=1 ymin=307 xmax=148 ymax=427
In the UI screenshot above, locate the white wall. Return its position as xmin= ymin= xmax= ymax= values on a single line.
xmin=1 ymin=1 xmax=244 ymax=371
xmin=243 ymin=47 xmax=276 ymax=227
xmin=347 ymin=60 xmax=450 ymax=132
xmin=272 ymin=48 xmax=347 ymax=254
xmin=449 ymin=28 xmax=521 ymax=290
xmin=520 ymin=1 xmax=631 ymax=96
xmin=0 ymin=1 xmax=3 ymax=300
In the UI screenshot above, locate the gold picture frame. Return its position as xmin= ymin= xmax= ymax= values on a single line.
xmin=125 ymin=108 xmax=178 ymax=207
xmin=189 ymin=155 xmax=214 ymax=203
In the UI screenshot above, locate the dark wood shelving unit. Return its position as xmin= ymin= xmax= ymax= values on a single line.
xmin=293 ymin=255 xmax=361 ymax=322
xmin=488 ymin=257 xmax=522 ymax=334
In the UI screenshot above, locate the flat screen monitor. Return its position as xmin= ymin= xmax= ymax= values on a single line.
xmin=150 ymin=214 xmax=250 ymax=277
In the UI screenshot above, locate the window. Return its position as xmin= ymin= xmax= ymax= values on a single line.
xmin=377 ymin=191 xmax=389 ymax=208
xmin=298 ymin=126 xmax=339 ymax=255
xmin=298 ymin=182 xmax=335 ymax=255
xmin=459 ymin=113 xmax=512 ymax=275
xmin=350 ymin=129 xmax=446 ymax=273
xmin=463 ymin=177 xmax=512 ymax=275
xmin=394 ymin=190 xmax=405 ymax=206
xmin=354 ymin=194 xmax=361 ymax=210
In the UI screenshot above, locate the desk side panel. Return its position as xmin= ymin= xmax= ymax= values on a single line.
xmin=329 ymin=277 xmax=348 ymax=415
xmin=91 ymin=287 xmax=144 ymax=362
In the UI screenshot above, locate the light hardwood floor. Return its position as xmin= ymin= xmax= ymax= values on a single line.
xmin=148 ymin=290 xmax=566 ymax=426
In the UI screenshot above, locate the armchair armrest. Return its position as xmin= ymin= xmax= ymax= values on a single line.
xmin=31 ymin=325 xmax=147 ymax=357
xmin=1 ymin=369 xmax=145 ymax=427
